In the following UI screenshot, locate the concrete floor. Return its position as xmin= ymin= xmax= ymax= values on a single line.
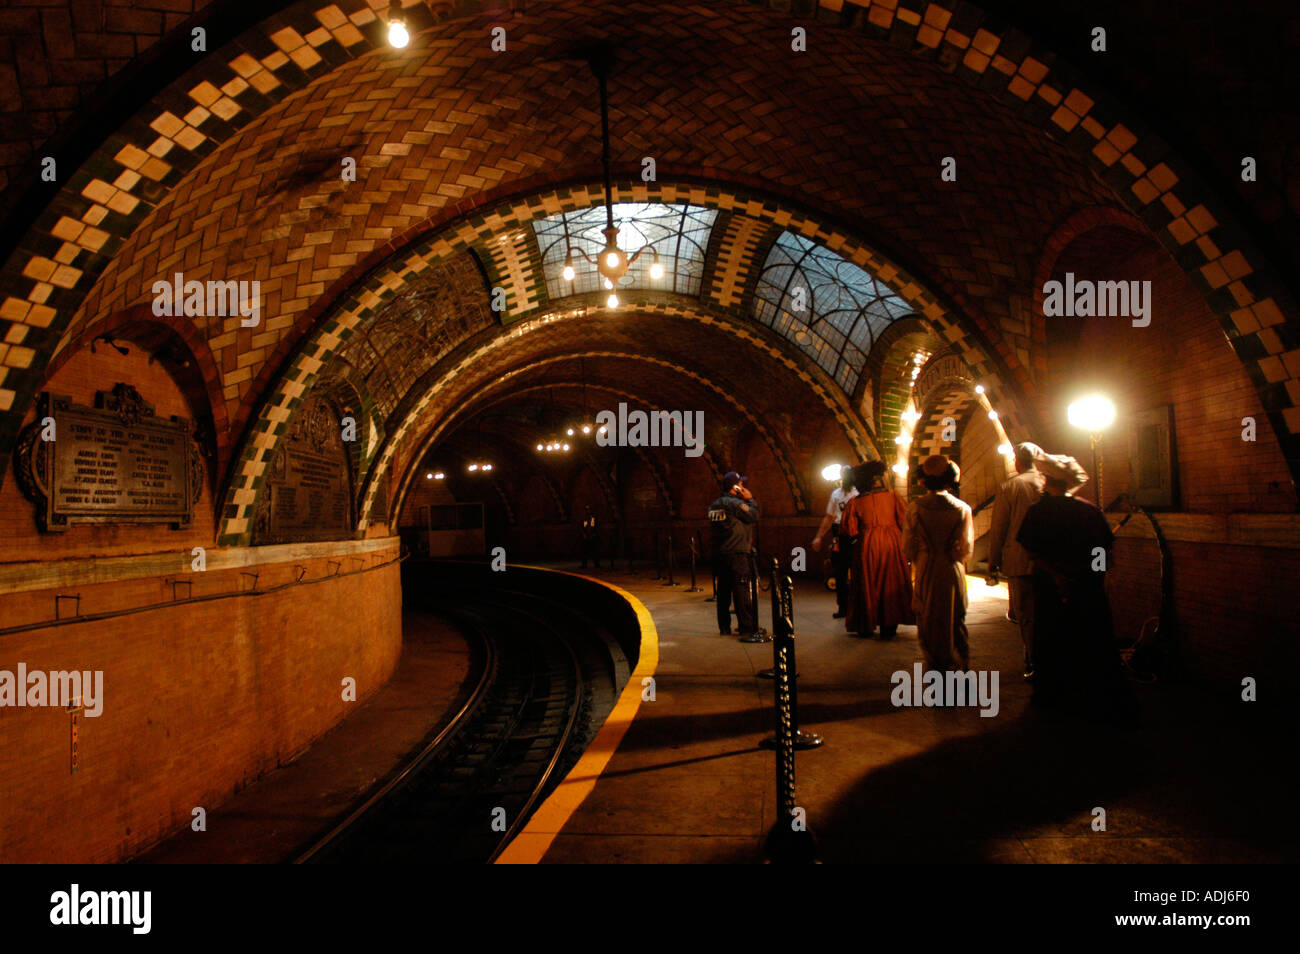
xmin=540 ymin=564 xmax=1292 ymax=864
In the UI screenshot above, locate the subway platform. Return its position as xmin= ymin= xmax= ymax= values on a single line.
xmin=133 ymin=562 xmax=1290 ymax=865
xmin=508 ymin=563 xmax=1290 ymax=865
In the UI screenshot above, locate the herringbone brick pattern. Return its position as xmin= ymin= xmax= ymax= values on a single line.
xmin=1 ymin=0 xmax=1296 ymax=524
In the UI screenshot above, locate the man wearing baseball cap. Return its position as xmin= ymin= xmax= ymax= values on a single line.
xmin=708 ymin=471 xmax=760 ymax=640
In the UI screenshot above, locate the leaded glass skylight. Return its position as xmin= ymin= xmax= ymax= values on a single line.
xmin=753 ymin=232 xmax=914 ymax=394
xmin=534 ymin=203 xmax=716 ymax=299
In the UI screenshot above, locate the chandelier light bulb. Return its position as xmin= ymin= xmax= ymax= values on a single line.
xmin=820 ymin=463 xmax=843 ymax=482
xmin=562 ymin=263 xmax=575 ymax=282
xmin=582 ymin=425 xmax=591 ymax=434
xmin=482 ymin=464 xmax=492 ymax=472
xmin=649 ymin=261 xmax=665 ymax=280
xmin=895 ymin=434 xmax=911 ymax=445
xmin=607 ymin=293 xmax=619 ymax=309
xmin=425 ymin=472 xmax=433 ymax=480
xmin=606 ymin=251 xmax=621 ymax=269
xmin=562 ymin=443 xmax=570 ymax=451
xmin=387 ymin=18 xmax=409 ymax=48
xmin=997 ymin=444 xmax=1013 ymax=456
xmin=468 ymin=463 xmax=478 ymax=471
xmin=988 ymin=410 xmax=998 ymax=421
xmin=975 ymin=384 xmax=986 ymax=394
xmin=892 ymin=463 xmax=908 ymax=476
xmin=602 ymin=278 xmax=613 ymax=290
xmin=567 ymin=428 xmax=574 ymax=436
xmin=537 ymin=443 xmax=543 ymax=451
xmin=435 ymin=472 xmax=444 ymax=479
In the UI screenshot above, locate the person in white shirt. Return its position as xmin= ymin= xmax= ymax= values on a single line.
xmin=812 ymin=465 xmax=857 ymax=619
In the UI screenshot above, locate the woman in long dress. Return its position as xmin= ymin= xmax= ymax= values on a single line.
xmin=902 ymin=455 xmax=975 ymax=670
xmin=841 ymin=460 xmax=914 ymax=638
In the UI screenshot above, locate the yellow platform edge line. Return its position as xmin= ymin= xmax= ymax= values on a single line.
xmin=495 ymin=568 xmax=660 ymax=864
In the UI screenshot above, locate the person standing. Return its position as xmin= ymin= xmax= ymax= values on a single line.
xmin=1016 ymin=462 xmax=1136 ymax=721
xmin=708 ymin=471 xmax=760 ymax=640
xmin=811 ymin=465 xmax=857 ymax=619
xmin=841 ymin=460 xmax=914 ymax=638
xmin=987 ymin=443 xmax=1047 ymax=677
xmin=902 ymin=455 xmax=975 ymax=671
xmin=580 ymin=505 xmax=601 ymax=569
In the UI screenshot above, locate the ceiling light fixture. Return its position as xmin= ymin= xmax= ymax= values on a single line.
xmin=386 ymin=1 xmax=409 ymax=48
xmin=560 ymin=44 xmax=662 ymax=304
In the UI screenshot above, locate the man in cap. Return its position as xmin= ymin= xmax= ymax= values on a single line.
xmin=708 ymin=471 xmax=760 ymax=639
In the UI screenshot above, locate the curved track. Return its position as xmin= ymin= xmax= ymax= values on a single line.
xmin=297 ymin=573 xmax=626 ymax=864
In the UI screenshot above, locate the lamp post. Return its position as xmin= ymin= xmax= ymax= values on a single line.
xmin=1067 ymin=394 xmax=1117 ymax=507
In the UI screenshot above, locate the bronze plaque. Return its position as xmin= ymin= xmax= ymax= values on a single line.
xmin=16 ymin=385 xmax=201 ymax=531
xmin=252 ymin=394 xmax=354 ymax=544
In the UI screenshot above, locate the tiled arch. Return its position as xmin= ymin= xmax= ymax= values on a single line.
xmin=378 ymin=349 xmax=810 ymax=537
xmin=1 ymin=0 xmax=1295 ymax=501
xmin=214 ymin=179 xmax=1027 ymax=546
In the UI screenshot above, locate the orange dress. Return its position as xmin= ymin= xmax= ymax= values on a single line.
xmin=841 ymin=489 xmax=915 ymax=634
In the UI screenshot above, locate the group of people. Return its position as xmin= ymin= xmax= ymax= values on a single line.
xmin=809 ymin=445 xmax=1136 ymax=720
xmin=812 ymin=456 xmax=973 ymax=670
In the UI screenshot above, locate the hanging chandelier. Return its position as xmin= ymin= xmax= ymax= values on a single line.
xmin=561 ymin=44 xmax=663 ymax=308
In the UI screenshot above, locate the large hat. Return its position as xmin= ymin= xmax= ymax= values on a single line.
xmin=1018 ymin=443 xmax=1089 ymax=492
xmin=920 ymin=454 xmax=960 ymax=484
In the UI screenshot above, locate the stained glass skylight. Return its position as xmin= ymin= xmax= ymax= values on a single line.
xmin=534 ymin=203 xmax=716 ymax=300
xmin=753 ymin=232 xmax=914 ymax=394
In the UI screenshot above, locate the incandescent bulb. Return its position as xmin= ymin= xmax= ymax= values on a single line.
xmin=649 ymin=262 xmax=665 ymax=280
xmin=607 ymin=293 xmax=619 ymax=309
xmin=388 ymin=20 xmax=409 ymax=48
xmin=562 ymin=264 xmax=575 ymax=282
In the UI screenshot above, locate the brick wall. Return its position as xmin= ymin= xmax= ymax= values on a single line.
xmin=0 ymin=0 xmax=212 ymax=195
xmin=0 ymin=327 xmax=403 ymax=862
xmin=0 ymin=551 xmax=401 ymax=863
xmin=1044 ymin=229 xmax=1300 ymax=682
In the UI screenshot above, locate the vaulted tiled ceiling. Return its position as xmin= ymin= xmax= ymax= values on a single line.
xmin=2 ymin=0 xmax=1297 ymax=535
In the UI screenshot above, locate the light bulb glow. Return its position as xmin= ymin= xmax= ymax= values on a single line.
xmin=1067 ymin=394 xmax=1117 ymax=432
xmin=975 ymin=384 xmax=986 ymax=394
xmin=468 ymin=463 xmax=478 ymax=471
xmin=387 ymin=19 xmax=409 ymax=48
xmin=582 ymin=425 xmax=591 ymax=434
xmin=997 ymin=443 xmax=1013 ymax=456
xmin=434 ymin=472 xmax=444 ymax=479
xmin=607 ymin=293 xmax=619 ymax=309
xmin=988 ymin=410 xmax=998 ymax=421
xmin=649 ymin=261 xmax=665 ymax=280
xmin=562 ymin=443 xmax=570 ymax=451
xmin=606 ymin=251 xmax=621 ymax=269
xmin=820 ymin=463 xmax=844 ymax=482
xmin=891 ymin=463 xmax=908 ymax=476
xmin=895 ymin=434 xmax=911 ymax=445
xmin=562 ymin=264 xmax=575 ymax=282
xmin=567 ymin=428 xmax=574 ymax=436
xmin=482 ymin=464 xmax=492 ymax=472
xmin=537 ymin=444 xmax=543 ymax=451
xmin=426 ymin=472 xmax=433 ymax=479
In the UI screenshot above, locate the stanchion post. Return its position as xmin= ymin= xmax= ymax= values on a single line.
xmin=664 ymin=528 xmax=680 ymax=586
xmin=687 ymin=537 xmax=702 ymax=592
xmin=763 ymin=558 xmax=818 ymax=863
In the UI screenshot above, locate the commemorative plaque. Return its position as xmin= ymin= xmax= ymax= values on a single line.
xmin=16 ymin=384 xmax=203 ymax=531
xmin=251 ymin=394 xmax=355 ymax=545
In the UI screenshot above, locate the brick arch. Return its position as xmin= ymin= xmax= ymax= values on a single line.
xmin=381 ymin=351 xmax=808 ymax=537
xmin=2 ymin=0 xmax=1296 ymax=497
xmin=39 ymin=303 xmax=230 ymax=474
xmin=862 ymin=316 xmax=944 ymax=449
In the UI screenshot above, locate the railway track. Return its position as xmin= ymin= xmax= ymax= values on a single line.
xmin=296 ymin=576 xmax=626 ymax=864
